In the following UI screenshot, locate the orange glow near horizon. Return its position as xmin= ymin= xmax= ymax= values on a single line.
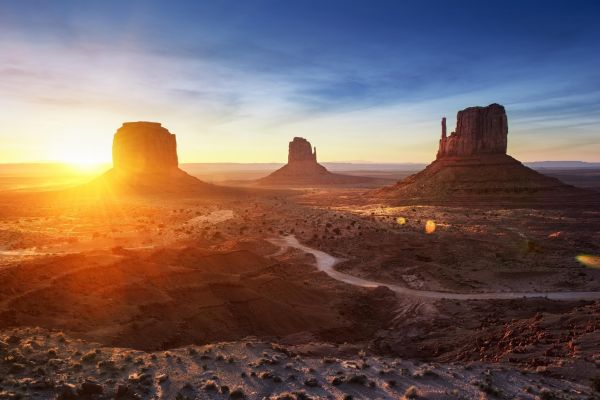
xmin=53 ymin=141 xmax=110 ymax=168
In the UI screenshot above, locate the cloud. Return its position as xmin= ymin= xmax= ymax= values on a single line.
xmin=1 ymin=0 xmax=599 ymax=162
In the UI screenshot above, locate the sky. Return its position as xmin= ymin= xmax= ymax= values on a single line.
xmin=1 ymin=0 xmax=599 ymax=164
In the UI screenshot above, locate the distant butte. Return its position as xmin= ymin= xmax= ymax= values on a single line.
xmin=375 ymin=104 xmax=596 ymax=205
xmin=257 ymin=137 xmax=376 ymax=186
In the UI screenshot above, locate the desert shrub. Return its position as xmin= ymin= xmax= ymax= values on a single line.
xmin=404 ymin=385 xmax=419 ymax=398
xmin=203 ymin=380 xmax=218 ymax=391
xmin=591 ymin=376 xmax=600 ymax=392
xmin=347 ymin=374 xmax=367 ymax=385
xmin=475 ymin=379 xmax=502 ymax=397
xmin=270 ymin=393 xmax=294 ymax=400
xmin=230 ymin=387 xmax=245 ymax=399
xmin=539 ymin=388 xmax=558 ymax=400
xmin=303 ymin=377 xmax=319 ymax=387
xmin=81 ymin=351 xmax=96 ymax=362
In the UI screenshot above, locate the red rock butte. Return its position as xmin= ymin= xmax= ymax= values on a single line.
xmin=90 ymin=122 xmax=220 ymax=195
xmin=113 ymin=122 xmax=178 ymax=173
xmin=376 ymin=103 xmax=596 ymax=205
xmin=258 ymin=137 xmax=374 ymax=186
xmin=437 ymin=103 xmax=507 ymax=158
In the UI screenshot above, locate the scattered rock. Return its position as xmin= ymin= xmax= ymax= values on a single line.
xmin=229 ymin=387 xmax=246 ymax=399
xmin=78 ymin=379 xmax=104 ymax=396
xmin=303 ymin=377 xmax=319 ymax=387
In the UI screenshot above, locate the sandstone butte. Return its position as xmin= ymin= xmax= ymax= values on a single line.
xmin=258 ymin=137 xmax=376 ymax=186
xmin=112 ymin=122 xmax=179 ymax=174
xmin=375 ymin=103 xmax=597 ymax=206
xmin=90 ymin=122 xmax=218 ymax=195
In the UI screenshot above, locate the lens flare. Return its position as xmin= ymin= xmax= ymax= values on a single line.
xmin=576 ymin=254 xmax=600 ymax=268
xmin=425 ymin=220 xmax=436 ymax=234
xmin=396 ymin=217 xmax=406 ymax=225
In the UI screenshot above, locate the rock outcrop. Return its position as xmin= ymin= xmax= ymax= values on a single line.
xmin=258 ymin=137 xmax=377 ymax=186
xmin=376 ymin=104 xmax=594 ymax=205
xmin=112 ymin=122 xmax=178 ymax=173
xmin=288 ymin=137 xmax=317 ymax=163
xmin=437 ymin=104 xmax=507 ymax=158
xmin=89 ymin=122 xmax=223 ymax=195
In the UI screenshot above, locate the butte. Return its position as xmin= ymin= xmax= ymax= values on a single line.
xmin=257 ymin=137 xmax=376 ymax=186
xmin=90 ymin=122 xmax=219 ymax=195
xmin=375 ymin=104 xmax=597 ymax=206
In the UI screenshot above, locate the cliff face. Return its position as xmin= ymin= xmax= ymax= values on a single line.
xmin=112 ymin=122 xmax=178 ymax=173
xmin=288 ymin=137 xmax=317 ymax=164
xmin=375 ymin=103 xmax=590 ymax=205
xmin=87 ymin=121 xmax=222 ymax=196
xmin=258 ymin=137 xmax=374 ymax=186
xmin=437 ymin=103 xmax=508 ymax=159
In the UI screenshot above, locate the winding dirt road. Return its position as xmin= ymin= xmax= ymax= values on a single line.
xmin=268 ymin=235 xmax=600 ymax=301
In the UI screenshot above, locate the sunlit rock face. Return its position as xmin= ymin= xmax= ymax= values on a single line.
xmin=87 ymin=121 xmax=220 ymax=196
xmin=112 ymin=122 xmax=178 ymax=173
xmin=437 ymin=103 xmax=508 ymax=159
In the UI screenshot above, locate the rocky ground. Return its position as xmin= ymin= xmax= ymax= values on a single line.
xmin=1 ymin=327 xmax=599 ymax=400
xmin=1 ymin=188 xmax=600 ymax=399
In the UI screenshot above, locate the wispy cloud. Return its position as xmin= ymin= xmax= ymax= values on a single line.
xmin=0 ymin=0 xmax=599 ymax=162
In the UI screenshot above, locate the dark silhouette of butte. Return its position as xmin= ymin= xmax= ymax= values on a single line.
xmin=258 ymin=137 xmax=374 ymax=186
xmin=376 ymin=104 xmax=595 ymax=205
xmin=94 ymin=122 xmax=215 ymax=194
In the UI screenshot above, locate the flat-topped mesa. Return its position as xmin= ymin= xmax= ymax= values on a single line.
xmin=437 ymin=103 xmax=508 ymax=159
xmin=112 ymin=122 xmax=178 ymax=173
xmin=288 ymin=137 xmax=317 ymax=164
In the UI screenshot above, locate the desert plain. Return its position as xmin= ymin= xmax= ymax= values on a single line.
xmin=0 ymin=155 xmax=599 ymax=399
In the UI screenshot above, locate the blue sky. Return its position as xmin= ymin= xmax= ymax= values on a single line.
xmin=1 ymin=0 xmax=599 ymax=163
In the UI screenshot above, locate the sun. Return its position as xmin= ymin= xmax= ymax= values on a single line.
xmin=51 ymin=142 xmax=110 ymax=173
xmin=67 ymin=160 xmax=110 ymax=173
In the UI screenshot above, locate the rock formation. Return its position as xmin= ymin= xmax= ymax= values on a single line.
xmin=288 ymin=137 xmax=317 ymax=163
xmin=376 ymin=104 xmax=594 ymax=205
xmin=437 ymin=104 xmax=507 ymax=158
xmin=258 ymin=137 xmax=377 ymax=186
xmin=90 ymin=122 xmax=221 ymax=195
xmin=112 ymin=122 xmax=178 ymax=173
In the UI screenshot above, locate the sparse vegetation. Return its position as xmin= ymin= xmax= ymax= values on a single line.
xmin=404 ymin=385 xmax=419 ymax=399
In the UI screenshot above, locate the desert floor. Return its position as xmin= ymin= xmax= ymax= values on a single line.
xmin=0 ymin=174 xmax=599 ymax=399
